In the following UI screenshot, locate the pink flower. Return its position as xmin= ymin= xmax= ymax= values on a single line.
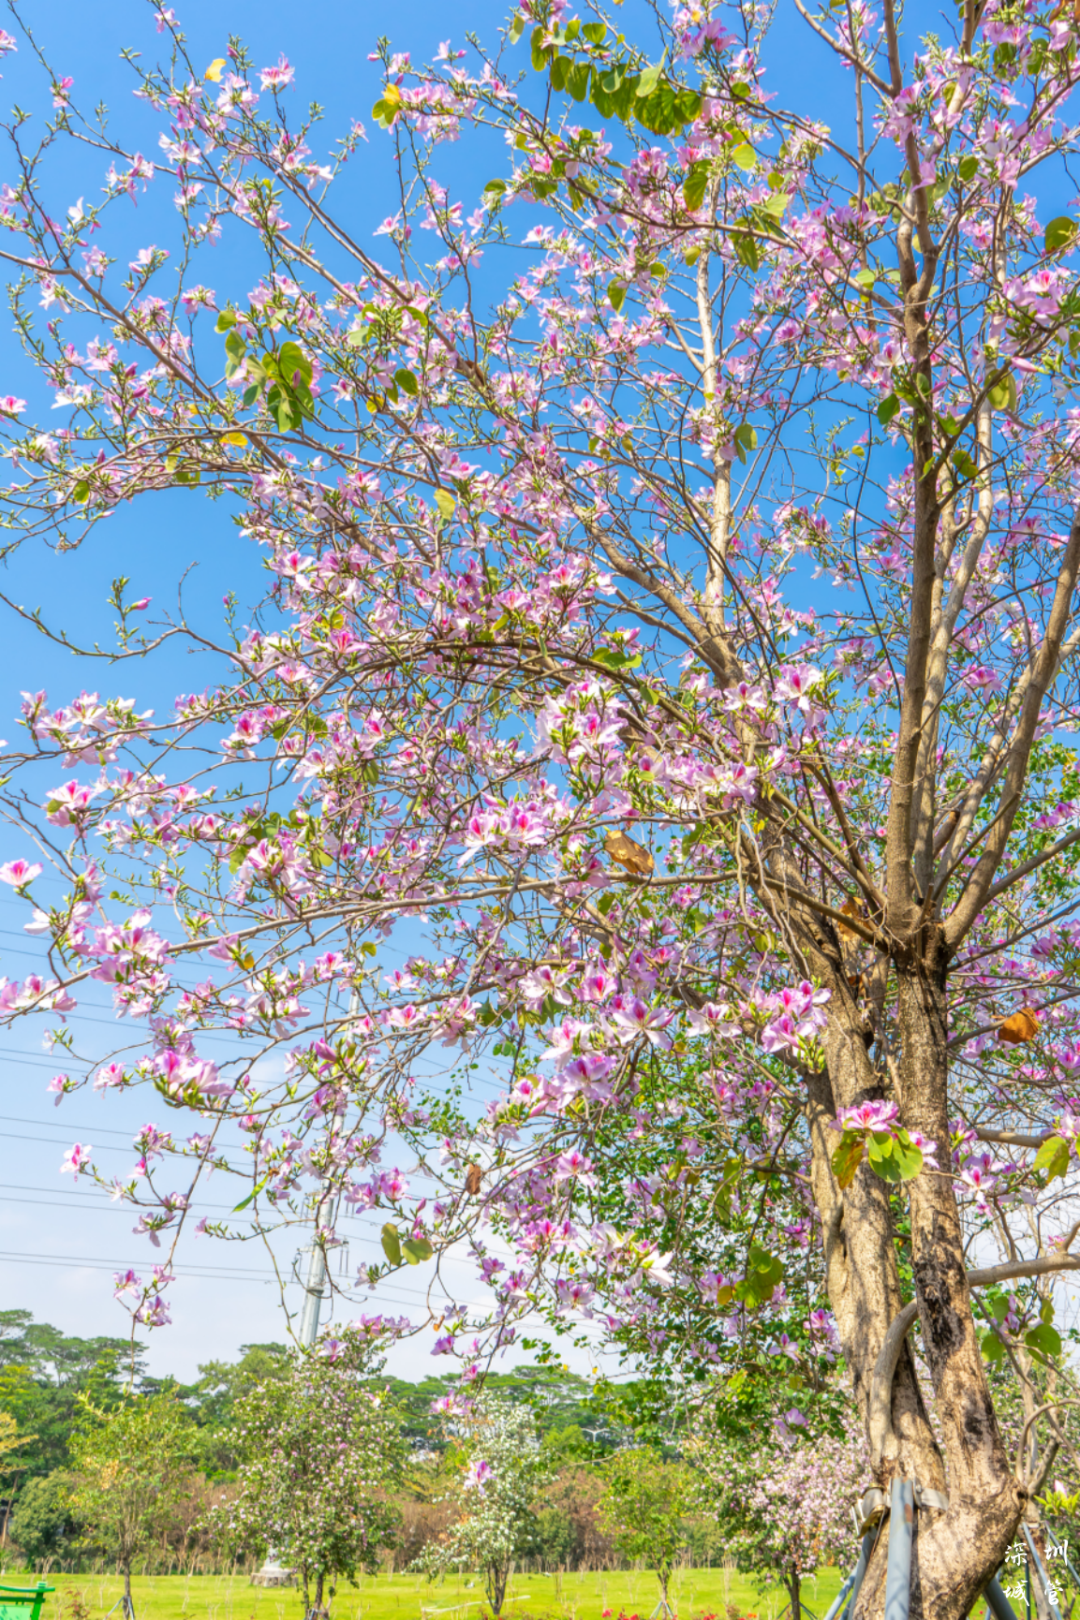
xmin=553 ymin=1149 xmax=595 ymax=1184
xmin=0 ymin=859 xmax=42 ymax=886
xmin=0 ymin=396 xmax=26 ymax=414
xmin=61 ymin=1142 xmax=92 ymax=1177
xmin=907 ymin=1129 xmax=939 ymax=1171
xmin=464 ymin=1458 xmax=493 ymax=1490
xmin=963 ymin=665 xmax=1002 ymax=693
xmin=259 ymin=55 xmax=295 ymax=91
xmin=836 ymin=1099 xmax=900 ymax=1134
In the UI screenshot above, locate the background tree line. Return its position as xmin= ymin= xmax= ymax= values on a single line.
xmin=0 ymin=1310 xmax=726 ymax=1583
xmin=2 ymin=1307 xmax=1075 ymax=1615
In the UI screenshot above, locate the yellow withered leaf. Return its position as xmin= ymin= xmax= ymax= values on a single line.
xmin=205 ymin=58 xmax=228 ymax=82
xmin=837 ymin=897 xmax=863 ymax=940
xmin=604 ymin=828 xmax=654 ymax=877
xmin=464 ymin=1163 xmax=482 ymax=1196
xmin=998 ymin=1007 xmax=1040 ymax=1045
xmin=221 ymin=432 xmax=247 ymax=447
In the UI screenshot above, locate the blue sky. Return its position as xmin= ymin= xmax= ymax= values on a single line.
xmin=0 ymin=0 xmax=508 ymax=1382
xmin=0 ymin=0 xmax=641 ymax=1382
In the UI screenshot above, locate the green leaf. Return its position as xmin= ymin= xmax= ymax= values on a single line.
xmin=508 ymin=14 xmax=526 ymax=42
xmin=381 ymin=1223 xmax=403 ymax=1266
xmin=853 ymin=267 xmax=876 ymax=289
xmin=981 ymin=1329 xmax=1006 ymax=1365
xmin=987 ymin=371 xmax=1017 ymax=412
xmin=958 ymin=156 xmax=978 ymax=182
xmin=232 ymin=1174 xmax=270 ymax=1212
xmin=581 ymin=21 xmax=607 ymax=43
xmin=735 ymin=1245 xmax=784 ymax=1309
xmin=1045 ymin=216 xmax=1078 ymax=254
xmin=266 ymin=385 xmax=297 ymax=432
xmin=484 ymin=177 xmax=507 ymax=197
xmin=831 ymin=1134 xmax=865 ymax=1190
xmin=402 ymin=1237 xmax=434 ymax=1265
xmin=734 ymin=422 xmax=758 ymax=453
xmin=635 ymin=81 xmax=687 ymax=135
xmin=395 ymin=368 xmax=419 ymax=397
xmin=370 ymin=98 xmax=400 ymax=131
xmin=71 ymin=480 xmax=90 ymax=503
xmin=434 ymin=489 xmax=456 ymax=521
xmin=1033 ymin=1134 xmax=1071 ymax=1183
xmin=590 ymin=71 xmax=616 ymax=118
xmin=731 ymin=142 xmax=756 ymax=171
xmin=877 ymin=393 xmax=900 ymax=425
xmin=951 ymin=448 xmax=978 ymax=481
xmin=551 ymin=53 xmax=570 ymax=92
xmin=677 ymin=88 xmax=703 ymax=124
xmin=566 ymin=61 xmax=591 ymax=100
xmin=636 ymin=62 xmax=663 ymax=97
xmin=761 ymin=191 xmax=791 ymax=219
xmin=593 ymin=645 xmax=642 ymax=672
xmin=224 ymin=329 xmax=248 ymax=380
xmin=1025 ymin=1322 xmax=1063 ymax=1358
xmin=732 ymin=230 xmax=760 ymax=271
xmin=684 ymin=161 xmax=710 ymax=213
xmin=277 ymin=341 xmax=312 ymax=389
xmin=868 ymin=1129 xmax=923 ymax=1183
xmin=608 ymin=280 xmax=626 ymax=312
xmin=215 ymin=308 xmax=238 ymax=332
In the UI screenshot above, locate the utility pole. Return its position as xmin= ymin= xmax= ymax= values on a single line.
xmin=297 ymin=1225 xmax=327 ymax=1349
xmin=252 ymin=1190 xmax=332 ymax=1589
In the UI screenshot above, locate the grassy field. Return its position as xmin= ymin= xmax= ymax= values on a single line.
xmin=3 ymin=1568 xmax=851 ymax=1620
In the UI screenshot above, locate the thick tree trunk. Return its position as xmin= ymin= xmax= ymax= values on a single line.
xmin=759 ymin=823 xmax=1024 ymax=1615
xmin=838 ymin=948 xmax=1023 ymax=1618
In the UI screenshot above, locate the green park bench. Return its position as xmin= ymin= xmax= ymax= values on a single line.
xmin=0 ymin=1583 xmax=54 ymax=1620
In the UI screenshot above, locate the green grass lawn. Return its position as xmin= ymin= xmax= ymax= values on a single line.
xmin=6 ymin=1568 xmax=850 ymax=1620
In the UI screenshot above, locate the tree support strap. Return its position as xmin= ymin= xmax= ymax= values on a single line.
xmin=827 ymin=1483 xmax=1041 ymax=1620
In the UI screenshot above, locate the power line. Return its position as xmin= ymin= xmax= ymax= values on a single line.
xmin=0 ymin=1112 xmax=140 ymax=1140
xmin=0 ymin=1184 xmax=433 ymax=1233
xmin=0 ymin=1251 xmax=277 ymax=1284
xmin=0 ymin=1130 xmax=140 ymax=1152
xmin=0 ymin=1247 xmax=433 ymax=1306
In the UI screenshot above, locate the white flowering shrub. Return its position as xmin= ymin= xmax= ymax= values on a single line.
xmin=415 ymin=1397 xmax=555 ymax=1615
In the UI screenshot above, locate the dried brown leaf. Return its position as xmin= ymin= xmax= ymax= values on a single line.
xmin=998 ymin=1007 xmax=1040 ymax=1045
xmin=604 ymin=829 xmax=654 ymax=877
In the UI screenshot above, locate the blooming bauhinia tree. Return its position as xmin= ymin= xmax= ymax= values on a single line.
xmin=209 ymin=1326 xmax=404 ymax=1614
xmin=414 ymin=1397 xmax=553 ymax=1616
xmin=1 ymin=0 xmax=1080 ymax=1611
xmin=690 ymin=1406 xmax=866 ymax=1620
